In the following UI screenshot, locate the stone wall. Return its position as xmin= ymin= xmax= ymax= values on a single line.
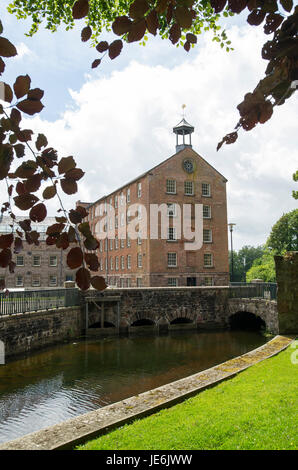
xmin=227 ymin=298 xmax=278 ymax=334
xmin=275 ymin=251 xmax=298 ymax=334
xmin=0 ymin=306 xmax=83 ymax=358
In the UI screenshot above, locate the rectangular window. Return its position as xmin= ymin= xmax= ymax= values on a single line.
xmin=138 ymin=205 xmax=142 ymax=220
xmin=16 ymin=255 xmax=24 ymax=266
xmin=49 ymin=255 xmax=57 ymax=266
xmin=100 ymin=258 xmax=103 ymax=271
xmin=115 ymin=196 xmax=118 ymax=208
xmin=109 ymin=217 xmax=113 ymax=230
xmin=168 ymin=277 xmax=178 ymax=287
xmin=115 ymin=216 xmax=118 ymax=228
xmin=115 ymin=256 xmax=119 ymax=271
xmin=109 ymin=197 xmax=113 ymax=210
xmin=127 ymin=236 xmax=131 ymax=248
xmin=203 ymin=276 xmax=213 ymax=286
xmin=121 ymin=256 xmax=124 ymax=270
xmin=127 ymin=278 xmax=131 ymax=287
xmin=127 ymin=255 xmax=131 ymax=269
xmin=166 ymin=179 xmax=176 ymax=194
xmin=120 ymin=238 xmax=125 ymax=249
xmin=204 ymin=253 xmax=213 ymax=267
xmin=120 ymin=192 xmax=124 ymax=206
xmin=110 ymin=238 xmax=113 ymax=250
xmin=120 ymin=278 xmax=125 ymax=288
xmin=203 ymin=229 xmax=212 ymax=243
xmin=184 ymin=181 xmax=194 ymax=195
xmin=32 ymin=275 xmax=40 ymax=287
xmin=100 ymin=240 xmax=103 ymax=252
xmin=137 ymin=277 xmax=142 ymax=287
xmin=110 ymin=257 xmax=113 ymax=270
xmin=137 ymin=253 xmax=142 ymax=268
xmin=105 ymin=238 xmax=108 ymax=251
xmin=167 ymin=203 xmax=176 ymax=217
xmin=167 ymin=252 xmax=177 ymax=267
xmin=16 ymin=275 xmax=23 ymax=287
xmin=127 ymin=188 xmax=130 ymax=203
xmin=167 ymin=227 xmax=177 ymax=241
xmin=203 ymin=205 xmax=211 ymax=218
xmin=33 ymin=255 xmax=41 ymax=266
xmin=105 ymin=257 xmax=108 ymax=270
xmin=137 ymin=236 xmax=142 ymax=245
xmin=120 ymin=213 xmax=125 ymax=226
xmin=99 ymin=204 xmax=103 ymax=216
xmin=115 ymin=236 xmax=118 ymax=249
xmin=104 ymin=200 xmax=107 ymax=213
xmin=137 ymin=183 xmax=142 ymax=198
xmin=202 ymin=183 xmax=211 ymax=197
xmin=49 ymin=275 xmax=57 ymax=287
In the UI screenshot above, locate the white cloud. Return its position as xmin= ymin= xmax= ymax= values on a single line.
xmin=5 ymin=24 xmax=298 ymax=250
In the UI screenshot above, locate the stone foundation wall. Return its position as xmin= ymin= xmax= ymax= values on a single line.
xmin=228 ymin=298 xmax=278 ymax=334
xmin=275 ymin=251 xmax=298 ymax=334
xmin=0 ymin=306 xmax=83 ymax=358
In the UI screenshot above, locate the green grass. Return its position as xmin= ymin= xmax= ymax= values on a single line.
xmin=77 ymin=345 xmax=298 ymax=450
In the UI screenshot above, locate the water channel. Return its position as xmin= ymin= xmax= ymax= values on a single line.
xmin=0 ymin=330 xmax=269 ymax=444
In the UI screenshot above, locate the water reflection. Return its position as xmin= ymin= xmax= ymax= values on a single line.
xmin=0 ymin=330 xmax=268 ymax=444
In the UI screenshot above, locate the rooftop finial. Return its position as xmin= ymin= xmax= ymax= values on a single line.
xmin=182 ymin=104 xmax=186 ymax=118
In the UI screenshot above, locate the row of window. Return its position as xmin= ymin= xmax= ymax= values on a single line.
xmin=99 ymin=252 xmax=214 ymax=271
xmin=14 ymin=255 xmax=59 ymax=267
xmin=14 ymin=275 xmax=59 ymax=287
xmin=106 ymin=277 xmax=214 ymax=288
xmin=166 ymin=180 xmax=211 ymax=197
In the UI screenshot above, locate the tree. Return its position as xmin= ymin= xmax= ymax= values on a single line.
xmin=266 ymin=208 xmax=298 ymax=253
xmin=7 ymin=0 xmax=298 ymax=149
xmin=229 ymin=245 xmax=265 ymax=281
xmin=292 ymin=170 xmax=298 ymax=200
xmin=246 ymin=250 xmax=276 ymax=282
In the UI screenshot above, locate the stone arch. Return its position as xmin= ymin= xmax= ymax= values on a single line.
xmin=168 ymin=306 xmax=196 ymax=324
xmin=131 ymin=318 xmax=155 ymax=327
xmin=88 ymin=303 xmax=118 ymax=328
xmin=228 ymin=311 xmax=266 ymax=331
xmin=227 ymin=298 xmax=278 ymax=333
xmin=128 ymin=312 xmax=157 ymax=326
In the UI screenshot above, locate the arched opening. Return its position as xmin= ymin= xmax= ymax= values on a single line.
xmin=131 ymin=319 xmax=155 ymax=326
xmin=229 ymin=311 xmax=266 ymax=331
xmin=170 ymin=317 xmax=193 ymax=325
xmin=89 ymin=321 xmax=115 ymax=328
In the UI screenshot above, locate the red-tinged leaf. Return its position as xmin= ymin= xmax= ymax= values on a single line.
xmin=264 ymin=13 xmax=284 ymax=34
xmin=90 ymin=275 xmax=107 ymax=291
xmin=16 ymin=181 xmax=26 ymax=195
xmin=227 ymin=0 xmax=247 ymax=13
xmin=240 ymin=109 xmax=259 ymax=131
xmin=25 ymin=230 xmax=39 ymax=246
xmin=280 ymin=0 xmax=293 ymax=12
xmin=14 ymin=236 xmax=23 ymax=254
xmin=17 ymin=99 xmax=44 ymax=116
xmin=60 ymin=178 xmax=78 ymax=195
xmin=65 ymin=168 xmax=85 ymax=181
xmin=127 ymin=19 xmax=146 ymax=43
xmin=108 ymin=40 xmax=123 ymax=59
xmin=56 ymin=232 xmax=69 ymax=250
xmin=81 ymin=25 xmax=92 ymax=42
xmin=184 ymin=41 xmax=191 ymax=52
xmin=0 ymin=248 xmax=12 ymax=267
xmin=0 ymin=144 xmax=13 ymax=180
xmin=0 ymin=37 xmax=17 ymax=57
xmin=19 ymin=219 xmax=31 ymax=232
xmin=36 ymin=133 xmax=48 ymax=151
xmin=76 ymin=206 xmax=88 ymax=218
xmin=72 ymin=0 xmax=89 ymax=19
xmin=259 ymin=100 xmax=273 ymax=123
xmin=112 ymin=16 xmax=132 ymax=36
xmin=96 ymin=41 xmax=109 ymax=53
xmin=84 ymin=236 xmax=99 ymax=251
xmin=186 ymin=33 xmax=197 ymax=43
xmin=84 ymin=253 xmax=100 ymax=271
xmin=24 ymin=174 xmax=42 ymax=193
xmin=9 ymin=261 xmax=15 ymax=273
xmin=169 ymin=23 xmax=181 ymax=44
xmin=8 ymin=184 xmax=13 ymax=196
xmin=210 ymin=0 xmax=227 ymax=13
xmin=67 ymin=246 xmax=84 ymax=269
xmin=43 ymin=185 xmax=56 ymax=200
xmin=55 ymin=216 xmax=67 ymax=223
xmin=76 ymin=267 xmax=91 ymax=291
xmin=46 ymin=223 xmax=65 ymax=236
xmin=69 ymin=209 xmax=84 ymax=224
xmin=146 ymin=10 xmax=159 ymax=35
xmin=13 ymin=74 xmax=31 ymax=99
xmin=0 ymin=233 xmax=13 ymax=249
xmin=16 ymin=129 xmax=33 ymax=142
xmin=27 ymin=88 xmax=44 ymax=101
xmin=156 ymin=0 xmax=169 ymax=14
xmin=247 ymin=9 xmax=266 ymax=25
xmin=0 ymin=278 xmax=5 ymax=290
xmin=68 ymin=226 xmax=77 ymax=243
xmin=58 ymin=155 xmax=76 ymax=174
xmin=0 ymin=58 xmax=5 ymax=76
xmin=14 ymin=194 xmax=39 ymax=210
xmin=166 ymin=3 xmax=174 ymax=23
xmin=46 ymin=235 xmax=57 ymax=245
xmin=10 ymin=108 xmax=22 ymax=126
xmin=217 ymin=131 xmax=238 ymax=150
xmin=129 ymin=0 xmax=149 ymax=19
xmin=78 ymin=222 xmax=92 ymax=237
xmin=92 ymin=59 xmax=101 ymax=69
xmin=1 ymin=83 xmax=13 ymax=103
xmin=15 ymin=160 xmax=37 ymax=178
xmin=29 ymin=203 xmax=47 ymax=222
xmin=42 ymin=147 xmax=58 ymax=160
xmin=175 ymin=7 xmax=193 ymax=29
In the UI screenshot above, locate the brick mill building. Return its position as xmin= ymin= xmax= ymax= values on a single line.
xmin=79 ymin=119 xmax=229 ymax=287
xmin=0 ymin=215 xmax=74 ymax=289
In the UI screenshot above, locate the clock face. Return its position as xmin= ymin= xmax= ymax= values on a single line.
xmin=183 ymin=159 xmax=194 ymax=174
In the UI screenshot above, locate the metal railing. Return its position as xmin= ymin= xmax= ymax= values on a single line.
xmin=0 ymin=288 xmax=80 ymax=316
xmin=229 ymin=282 xmax=277 ymax=301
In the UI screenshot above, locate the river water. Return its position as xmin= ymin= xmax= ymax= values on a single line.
xmin=0 ymin=330 xmax=269 ymax=444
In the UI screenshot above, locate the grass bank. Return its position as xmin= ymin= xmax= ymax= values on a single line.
xmin=77 ymin=344 xmax=297 ymax=450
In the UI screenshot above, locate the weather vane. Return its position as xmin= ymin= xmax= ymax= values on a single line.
xmin=182 ymin=104 xmax=186 ymax=118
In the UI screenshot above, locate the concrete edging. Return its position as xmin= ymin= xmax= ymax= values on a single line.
xmin=0 ymin=334 xmax=295 ymax=450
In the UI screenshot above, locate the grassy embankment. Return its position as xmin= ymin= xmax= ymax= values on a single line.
xmin=77 ymin=344 xmax=297 ymax=450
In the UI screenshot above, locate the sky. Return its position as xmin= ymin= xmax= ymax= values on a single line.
xmin=0 ymin=4 xmax=297 ymax=251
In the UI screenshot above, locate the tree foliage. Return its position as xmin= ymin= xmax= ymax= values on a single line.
xmin=292 ymin=170 xmax=298 ymax=199
xmin=0 ymin=20 xmax=107 ymax=292
xmin=229 ymin=244 xmax=265 ymax=281
xmin=7 ymin=0 xmax=298 ymax=149
xmin=246 ymin=250 xmax=276 ymax=282
xmin=266 ymin=208 xmax=298 ymax=253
